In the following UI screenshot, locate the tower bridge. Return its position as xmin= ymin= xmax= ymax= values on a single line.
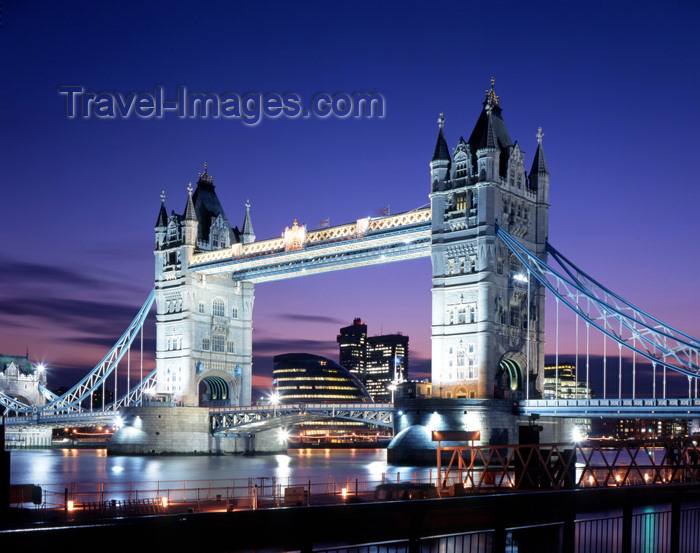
xmin=1 ymin=81 xmax=699 ymax=457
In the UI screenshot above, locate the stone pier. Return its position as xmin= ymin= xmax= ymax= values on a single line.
xmin=108 ymin=406 xmax=286 ymax=455
xmin=388 ymin=398 xmax=574 ymax=465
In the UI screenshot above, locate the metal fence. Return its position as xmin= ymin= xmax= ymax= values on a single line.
xmin=311 ymin=506 xmax=700 ymax=553
xmin=17 ymin=470 xmax=440 ymax=511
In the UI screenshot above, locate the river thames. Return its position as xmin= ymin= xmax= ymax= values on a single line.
xmin=9 ymin=447 xmax=428 ymax=488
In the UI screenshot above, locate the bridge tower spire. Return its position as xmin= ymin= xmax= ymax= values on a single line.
xmin=429 ymin=80 xmax=548 ymax=403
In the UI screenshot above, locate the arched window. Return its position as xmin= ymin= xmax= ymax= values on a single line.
xmin=231 ymin=307 xmax=239 ymax=319
xmin=212 ymin=298 xmax=225 ymax=317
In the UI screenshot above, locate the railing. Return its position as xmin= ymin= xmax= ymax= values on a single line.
xmin=437 ymin=438 xmax=700 ymax=494
xmin=311 ymin=506 xmax=700 ymax=553
xmin=15 ymin=470 xmax=439 ymax=513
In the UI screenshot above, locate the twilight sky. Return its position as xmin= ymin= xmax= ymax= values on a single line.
xmin=0 ymin=1 xmax=698 ymax=395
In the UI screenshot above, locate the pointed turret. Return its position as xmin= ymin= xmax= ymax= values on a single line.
xmin=430 ymin=113 xmax=451 ymax=192
xmin=529 ymin=127 xmax=550 ymax=202
xmin=155 ymin=190 xmax=168 ymax=228
xmin=432 ymin=113 xmax=451 ymax=162
xmin=189 ymin=163 xmax=236 ymax=249
xmin=155 ymin=190 xmax=168 ymax=249
xmin=468 ymin=78 xmax=512 ymax=182
xmin=182 ymin=182 xmax=198 ymax=247
xmin=241 ymin=199 xmax=255 ymax=244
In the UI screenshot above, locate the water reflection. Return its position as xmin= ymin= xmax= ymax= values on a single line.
xmin=10 ymin=448 xmax=408 ymax=487
xmin=274 ymin=454 xmax=292 ymax=479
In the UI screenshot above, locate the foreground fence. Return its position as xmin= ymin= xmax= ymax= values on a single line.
xmin=312 ymin=505 xmax=700 ymax=553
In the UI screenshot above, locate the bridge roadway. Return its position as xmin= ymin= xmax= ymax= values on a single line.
xmin=2 ymin=410 xmax=120 ymax=430
xmin=208 ymin=402 xmax=394 ymax=435
xmin=4 ymin=398 xmax=700 ymax=434
xmin=518 ymin=398 xmax=700 ymax=419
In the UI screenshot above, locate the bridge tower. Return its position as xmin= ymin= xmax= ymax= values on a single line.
xmin=154 ymin=166 xmax=253 ymax=407
xmin=429 ymin=81 xmax=550 ymax=400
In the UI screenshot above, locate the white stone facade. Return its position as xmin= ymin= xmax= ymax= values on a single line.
xmin=0 ymin=356 xmax=47 ymax=408
xmin=429 ymin=85 xmax=550 ymax=400
xmin=154 ymin=169 xmax=253 ymax=407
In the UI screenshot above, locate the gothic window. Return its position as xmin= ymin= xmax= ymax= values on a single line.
xmin=231 ymin=307 xmax=239 ymax=319
xmin=212 ymin=336 xmax=225 ymax=352
xmin=457 ymin=349 xmax=466 ymax=379
xmin=226 ymin=340 xmax=235 ymax=354
xmin=202 ymin=337 xmax=211 ymax=350
xmin=470 ymin=256 xmax=476 ymax=273
xmin=455 ymin=194 xmax=466 ymax=211
xmin=212 ymin=298 xmax=225 ymax=317
xmin=510 ymin=307 xmax=519 ymax=327
xmin=468 ymin=357 xmax=475 ymax=379
xmin=198 ymin=301 xmax=205 ymax=314
xmin=448 ymin=259 xmax=455 ymax=275
xmin=497 ymin=258 xmax=504 ymax=274
xmin=469 ymin=305 xmax=476 ymax=323
xmin=457 ymin=307 xmax=467 ymax=324
xmin=459 ymin=259 xmax=466 ymax=274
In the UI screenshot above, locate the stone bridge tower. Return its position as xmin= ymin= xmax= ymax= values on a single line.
xmin=429 ymin=81 xmax=550 ymax=400
xmin=154 ymin=166 xmax=254 ymax=407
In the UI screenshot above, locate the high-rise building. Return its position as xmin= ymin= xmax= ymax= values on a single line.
xmin=366 ymin=334 xmax=409 ymax=402
xmin=337 ymin=318 xmax=409 ymax=402
xmin=337 ymin=318 xmax=367 ymax=380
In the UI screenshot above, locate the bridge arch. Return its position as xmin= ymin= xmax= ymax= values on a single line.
xmin=197 ymin=370 xmax=240 ymax=406
xmin=495 ymin=354 xmax=525 ymax=397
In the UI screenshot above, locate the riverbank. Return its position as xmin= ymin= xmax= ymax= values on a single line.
xmin=3 ymin=484 xmax=700 ymax=552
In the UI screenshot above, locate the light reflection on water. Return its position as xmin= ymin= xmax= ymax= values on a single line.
xmin=10 ymin=448 xmax=424 ymax=487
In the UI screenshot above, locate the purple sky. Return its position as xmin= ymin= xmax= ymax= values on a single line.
xmin=1 ymin=1 xmax=698 ymax=395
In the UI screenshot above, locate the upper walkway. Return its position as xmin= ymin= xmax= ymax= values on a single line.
xmin=189 ymin=208 xmax=431 ymax=282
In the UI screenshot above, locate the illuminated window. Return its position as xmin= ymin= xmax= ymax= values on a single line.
xmin=455 ymin=194 xmax=466 ymax=211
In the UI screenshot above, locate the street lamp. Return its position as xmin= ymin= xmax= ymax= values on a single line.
xmin=269 ymin=391 xmax=280 ymax=417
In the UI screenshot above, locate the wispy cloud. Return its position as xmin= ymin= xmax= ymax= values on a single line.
xmin=254 ymin=337 xmax=337 ymax=356
xmin=276 ymin=313 xmax=346 ymax=325
xmin=0 ymin=257 xmax=100 ymax=289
